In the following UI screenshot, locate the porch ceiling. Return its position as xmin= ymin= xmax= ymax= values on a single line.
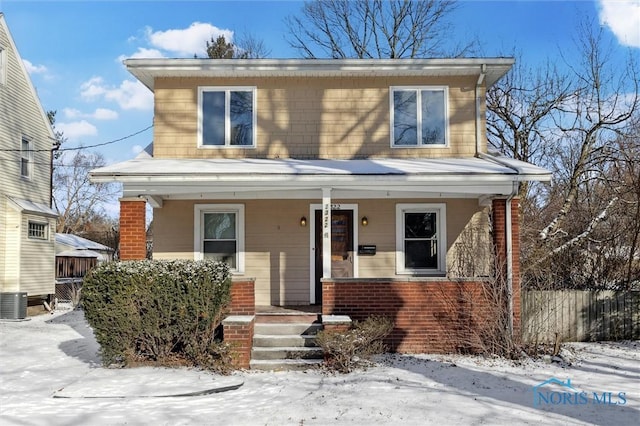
xmin=90 ymin=156 xmax=551 ymax=202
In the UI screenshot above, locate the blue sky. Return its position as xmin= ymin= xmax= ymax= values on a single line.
xmin=1 ymin=0 xmax=639 ymax=168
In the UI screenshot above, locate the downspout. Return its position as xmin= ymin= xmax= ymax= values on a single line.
xmin=475 ymin=64 xmax=487 ymax=155
xmin=505 ymin=183 xmax=517 ymax=339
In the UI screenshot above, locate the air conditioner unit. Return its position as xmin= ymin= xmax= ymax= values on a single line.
xmin=0 ymin=292 xmax=28 ymax=319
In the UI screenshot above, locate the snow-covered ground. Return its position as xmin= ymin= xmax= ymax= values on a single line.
xmin=1 ymin=307 xmax=638 ymax=426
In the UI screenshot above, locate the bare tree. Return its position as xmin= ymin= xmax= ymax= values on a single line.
xmin=486 ymin=58 xmax=572 ymax=197
xmin=285 ymin=0 xmax=474 ymax=59
xmin=206 ymin=34 xmax=270 ymax=59
xmin=53 ymin=150 xmax=119 ymax=235
xmin=539 ymin=22 xmax=639 ymax=244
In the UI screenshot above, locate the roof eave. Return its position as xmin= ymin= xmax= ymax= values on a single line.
xmin=124 ymin=58 xmax=515 ymax=92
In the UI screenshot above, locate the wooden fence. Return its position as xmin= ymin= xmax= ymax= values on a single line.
xmin=522 ymin=290 xmax=640 ymax=342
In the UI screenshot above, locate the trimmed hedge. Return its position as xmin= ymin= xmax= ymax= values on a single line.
xmin=82 ymin=259 xmax=233 ymax=372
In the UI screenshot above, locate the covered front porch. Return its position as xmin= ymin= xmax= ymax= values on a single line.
xmin=92 ymin=154 xmax=549 ymax=307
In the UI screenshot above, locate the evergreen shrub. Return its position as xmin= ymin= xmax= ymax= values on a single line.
xmin=82 ymin=259 xmax=233 ymax=372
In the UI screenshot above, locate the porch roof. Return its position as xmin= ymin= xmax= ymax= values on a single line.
xmin=90 ymin=155 xmax=551 ymax=201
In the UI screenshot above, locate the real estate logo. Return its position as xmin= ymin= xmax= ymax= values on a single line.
xmin=532 ymin=377 xmax=627 ymax=407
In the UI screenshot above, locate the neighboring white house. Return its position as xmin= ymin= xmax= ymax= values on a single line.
xmin=0 ymin=13 xmax=57 ymax=313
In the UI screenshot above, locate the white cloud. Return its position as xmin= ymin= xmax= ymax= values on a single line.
xmin=80 ymin=76 xmax=108 ymax=99
xmin=93 ymin=108 xmax=119 ymax=120
xmin=23 ymin=59 xmax=48 ymax=75
xmin=117 ymin=47 xmax=165 ymax=63
xmin=80 ymin=77 xmax=152 ymax=110
xmin=131 ymin=145 xmax=144 ymax=154
xmin=56 ymin=120 xmax=98 ymax=141
xmin=63 ymin=107 xmax=119 ymax=120
xmin=105 ymin=80 xmax=153 ymax=110
xmin=146 ymin=22 xmax=233 ymax=57
xmin=598 ymin=0 xmax=640 ymax=48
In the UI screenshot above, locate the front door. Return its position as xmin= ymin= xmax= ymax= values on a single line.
xmin=314 ymin=209 xmax=354 ymax=304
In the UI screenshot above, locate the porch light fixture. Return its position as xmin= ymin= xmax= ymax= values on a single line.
xmin=300 ymin=216 xmax=307 ymax=227
xmin=361 ymin=216 xmax=368 ymax=227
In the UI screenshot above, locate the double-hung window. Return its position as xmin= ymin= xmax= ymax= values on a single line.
xmin=21 ymin=137 xmax=32 ymax=178
xmin=194 ymin=204 xmax=245 ymax=273
xmin=390 ymin=86 xmax=448 ymax=147
xmin=198 ymin=87 xmax=256 ymax=148
xmin=396 ymin=203 xmax=447 ymax=274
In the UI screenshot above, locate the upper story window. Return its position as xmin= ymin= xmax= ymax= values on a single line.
xmin=390 ymin=86 xmax=448 ymax=147
xmin=0 ymin=45 xmax=6 ymax=85
xmin=198 ymin=87 xmax=256 ymax=148
xmin=396 ymin=203 xmax=447 ymax=275
xmin=21 ymin=137 xmax=32 ymax=179
xmin=28 ymin=221 xmax=48 ymax=240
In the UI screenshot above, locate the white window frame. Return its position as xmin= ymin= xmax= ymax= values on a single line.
xmin=396 ymin=203 xmax=447 ymax=275
xmin=194 ymin=204 xmax=245 ymax=274
xmin=20 ymin=136 xmax=32 ymax=179
xmin=197 ymin=86 xmax=257 ymax=148
xmin=28 ymin=221 xmax=48 ymax=240
xmin=0 ymin=45 xmax=6 ymax=85
xmin=390 ymin=86 xmax=449 ymax=148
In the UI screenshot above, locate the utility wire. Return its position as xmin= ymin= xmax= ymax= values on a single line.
xmin=0 ymin=124 xmax=153 ymax=152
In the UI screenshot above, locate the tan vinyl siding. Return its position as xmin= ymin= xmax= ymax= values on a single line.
xmin=19 ymin=214 xmax=55 ymax=295
xmin=152 ymin=76 xmax=482 ymax=160
xmin=154 ymin=198 xmax=487 ymax=305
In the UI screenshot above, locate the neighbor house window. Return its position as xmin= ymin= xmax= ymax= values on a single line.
xmin=198 ymin=87 xmax=256 ymax=147
xmin=194 ymin=204 xmax=245 ymax=273
xmin=390 ymin=86 xmax=448 ymax=147
xmin=396 ymin=203 xmax=447 ymax=274
xmin=28 ymin=221 xmax=48 ymax=240
xmin=21 ymin=137 xmax=32 ymax=178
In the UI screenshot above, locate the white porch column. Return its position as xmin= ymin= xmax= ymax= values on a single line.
xmin=322 ymin=187 xmax=332 ymax=278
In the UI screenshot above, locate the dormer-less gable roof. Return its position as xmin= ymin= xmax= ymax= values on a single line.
xmin=125 ymin=58 xmax=515 ymax=92
xmin=0 ymin=13 xmax=55 ymax=142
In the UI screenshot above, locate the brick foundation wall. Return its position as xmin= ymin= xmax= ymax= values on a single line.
xmin=119 ymin=198 xmax=147 ymax=260
xmin=322 ymin=279 xmax=495 ymax=353
xmin=222 ymin=316 xmax=254 ymax=369
xmin=228 ymin=279 xmax=255 ymax=315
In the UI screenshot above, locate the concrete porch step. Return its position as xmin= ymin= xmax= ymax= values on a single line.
xmin=251 ymin=346 xmax=324 ymax=360
xmin=253 ymin=322 xmax=323 ymax=336
xmin=253 ymin=334 xmax=319 ymax=348
xmin=249 ymin=359 xmax=323 ymax=371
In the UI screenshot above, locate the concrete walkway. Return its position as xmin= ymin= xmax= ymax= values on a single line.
xmin=53 ymin=367 xmax=243 ymax=398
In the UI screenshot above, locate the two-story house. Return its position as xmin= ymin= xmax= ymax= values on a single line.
xmin=0 ymin=13 xmax=57 ymax=318
xmin=91 ymin=58 xmax=551 ymax=356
